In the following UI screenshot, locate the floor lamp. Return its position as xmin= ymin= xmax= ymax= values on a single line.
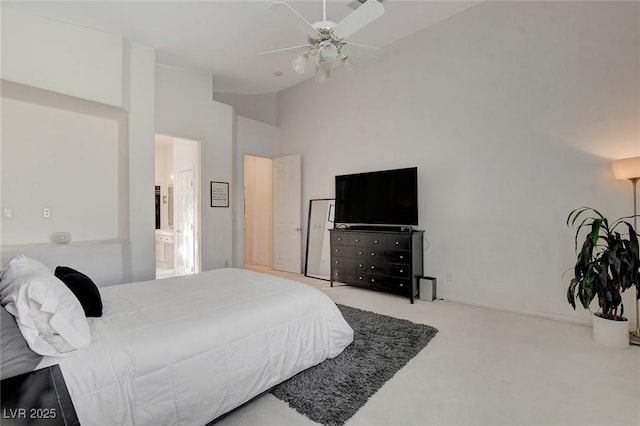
xmin=611 ymin=156 xmax=640 ymax=346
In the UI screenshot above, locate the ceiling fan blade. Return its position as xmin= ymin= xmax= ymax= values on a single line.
xmin=333 ymin=0 xmax=385 ymax=39
xmin=341 ymin=42 xmax=390 ymax=62
xmin=270 ymin=2 xmax=320 ymax=38
xmin=258 ymin=45 xmax=311 ymax=56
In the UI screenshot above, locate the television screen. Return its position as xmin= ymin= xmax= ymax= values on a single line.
xmin=335 ymin=167 xmax=418 ymax=226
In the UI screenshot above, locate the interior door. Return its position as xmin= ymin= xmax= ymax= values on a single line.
xmin=176 ymin=169 xmax=195 ymax=276
xmin=272 ymin=154 xmax=302 ymax=273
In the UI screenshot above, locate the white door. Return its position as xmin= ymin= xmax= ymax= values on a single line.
xmin=176 ymin=169 xmax=195 ymax=276
xmin=272 ymin=154 xmax=301 ymax=273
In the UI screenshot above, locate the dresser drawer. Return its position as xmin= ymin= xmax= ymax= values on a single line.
xmin=331 ymin=232 xmax=349 ymax=245
xmin=332 ymin=256 xmax=355 ymax=269
xmin=366 ymin=234 xmax=386 ymax=248
xmin=387 ymin=250 xmax=411 ymax=263
xmin=367 ymin=262 xmax=410 ymax=278
xmin=387 ymin=235 xmax=411 ymax=250
xmin=368 ymin=276 xmax=412 ymax=294
xmin=332 ymin=268 xmax=357 ymax=283
xmin=348 ymin=233 xmax=367 ymax=247
xmin=367 ymin=249 xmax=411 ymax=263
xmin=334 ymin=257 xmax=368 ymax=272
xmin=332 ymin=245 xmax=352 ymax=258
xmin=353 ymin=274 xmax=369 ymax=285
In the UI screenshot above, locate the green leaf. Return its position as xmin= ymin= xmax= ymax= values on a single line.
xmin=590 ymin=219 xmax=602 ymax=246
xmin=565 ymin=207 xmax=639 ymax=319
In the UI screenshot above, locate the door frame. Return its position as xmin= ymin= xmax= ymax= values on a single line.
xmin=154 ymin=133 xmax=202 ymax=276
xmin=241 ymin=153 xmax=302 ymax=273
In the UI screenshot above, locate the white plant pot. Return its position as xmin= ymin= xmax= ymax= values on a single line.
xmin=592 ymin=313 xmax=629 ymax=349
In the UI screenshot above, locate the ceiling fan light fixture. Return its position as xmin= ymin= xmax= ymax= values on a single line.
xmin=315 ymin=67 xmax=329 ymax=83
xmin=319 ymin=41 xmax=338 ymax=62
xmin=263 ymin=0 xmax=388 ymax=83
xmin=291 ymin=53 xmax=308 ymax=74
xmin=343 ymin=57 xmax=357 ymax=75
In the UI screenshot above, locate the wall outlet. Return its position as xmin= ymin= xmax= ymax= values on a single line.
xmin=447 ymin=272 xmax=453 ymax=282
xmin=43 ymin=207 xmax=52 ymax=218
xmin=3 ymin=208 xmax=12 ymax=219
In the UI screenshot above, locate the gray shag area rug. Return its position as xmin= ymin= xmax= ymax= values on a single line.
xmin=270 ymin=304 xmax=438 ymax=426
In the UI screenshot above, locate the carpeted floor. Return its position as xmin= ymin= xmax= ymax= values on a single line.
xmin=271 ymin=304 xmax=438 ymax=426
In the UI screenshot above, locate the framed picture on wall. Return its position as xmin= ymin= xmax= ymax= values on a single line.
xmin=210 ymin=181 xmax=229 ymax=207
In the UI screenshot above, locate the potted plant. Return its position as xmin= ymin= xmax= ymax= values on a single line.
xmin=566 ymin=207 xmax=640 ymax=348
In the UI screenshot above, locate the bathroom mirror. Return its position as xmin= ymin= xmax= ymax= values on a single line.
xmin=304 ymin=199 xmax=335 ymax=281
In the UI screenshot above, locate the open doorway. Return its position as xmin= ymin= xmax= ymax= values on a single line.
xmin=243 ymin=154 xmax=301 ymax=273
xmin=155 ymin=134 xmax=202 ymax=279
xmin=244 ymin=154 xmax=273 ymax=269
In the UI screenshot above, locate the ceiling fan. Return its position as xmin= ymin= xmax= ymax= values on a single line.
xmin=259 ymin=0 xmax=390 ymax=83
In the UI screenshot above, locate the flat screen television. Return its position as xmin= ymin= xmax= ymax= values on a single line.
xmin=335 ymin=167 xmax=418 ymax=227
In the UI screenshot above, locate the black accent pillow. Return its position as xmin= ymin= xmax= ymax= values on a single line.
xmin=54 ymin=266 xmax=103 ymax=317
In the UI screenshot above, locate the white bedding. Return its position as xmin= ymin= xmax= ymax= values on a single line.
xmin=39 ymin=268 xmax=354 ymax=425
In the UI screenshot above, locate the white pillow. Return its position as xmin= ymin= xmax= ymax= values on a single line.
xmin=0 ymin=254 xmax=51 ymax=279
xmin=0 ymin=255 xmax=91 ymax=356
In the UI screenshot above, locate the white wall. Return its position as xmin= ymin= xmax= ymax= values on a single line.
xmin=233 ymin=116 xmax=280 ymax=267
xmin=277 ymin=1 xmax=640 ymax=325
xmin=1 ymin=98 xmax=119 ymax=244
xmin=119 ymin=41 xmax=156 ymax=284
xmin=154 ymin=65 xmax=234 ymax=271
xmin=1 ymin=10 xmax=123 ymax=107
xmin=1 ymin=11 xmax=156 ymax=286
xmin=214 ymin=92 xmax=278 ymax=126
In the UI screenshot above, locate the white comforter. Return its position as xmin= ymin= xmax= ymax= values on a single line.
xmin=40 ymin=268 xmax=354 ymax=425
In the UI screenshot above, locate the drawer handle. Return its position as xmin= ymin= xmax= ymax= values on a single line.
xmin=395 ymin=241 xmax=400 ymax=245
xmin=359 ymin=276 xmax=364 ymax=280
xmin=371 ymin=252 xmax=375 ymax=256
xmin=371 ymin=266 xmax=375 ymax=270
xmin=335 ymin=260 xmax=340 ymax=264
xmin=358 ymin=251 xmax=363 ymax=255
xmin=358 ymin=264 xmax=363 ymax=268
xmin=355 ymin=238 xmax=360 ymax=242
xmin=400 ymin=269 xmax=404 ymax=273
xmin=371 ymin=278 xmax=375 ymax=283
xmin=335 ymin=249 xmax=340 ymax=253
xmin=399 ymin=255 xmax=404 ymax=259
xmin=374 ymin=240 xmax=379 ymax=244
xmin=399 ymin=283 xmax=404 ymax=287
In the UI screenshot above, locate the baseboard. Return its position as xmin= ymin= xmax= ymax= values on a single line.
xmin=441 ymin=297 xmax=592 ymax=327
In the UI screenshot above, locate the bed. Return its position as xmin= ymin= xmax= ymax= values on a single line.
xmin=1 ymin=261 xmax=354 ymax=425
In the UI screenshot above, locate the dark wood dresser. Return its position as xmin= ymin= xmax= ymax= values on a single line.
xmin=329 ymin=228 xmax=424 ymax=303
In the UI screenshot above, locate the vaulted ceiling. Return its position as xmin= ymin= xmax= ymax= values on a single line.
xmin=3 ymin=1 xmax=482 ymax=94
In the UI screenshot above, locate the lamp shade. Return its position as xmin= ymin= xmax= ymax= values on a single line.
xmin=291 ymin=54 xmax=308 ymax=74
xmin=611 ymin=157 xmax=640 ymax=180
